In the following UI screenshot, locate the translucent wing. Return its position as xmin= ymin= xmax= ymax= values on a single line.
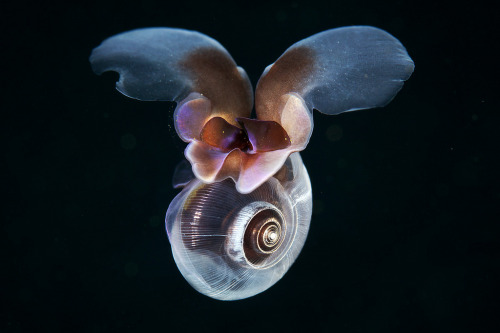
xmin=255 ymin=26 xmax=414 ymax=120
xmin=90 ymin=27 xmax=253 ymax=129
xmin=172 ymin=159 xmax=195 ymax=189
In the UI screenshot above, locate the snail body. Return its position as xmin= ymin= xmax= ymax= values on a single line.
xmin=90 ymin=26 xmax=414 ymax=300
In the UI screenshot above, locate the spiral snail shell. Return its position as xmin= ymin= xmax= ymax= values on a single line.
xmin=166 ymin=153 xmax=312 ymax=300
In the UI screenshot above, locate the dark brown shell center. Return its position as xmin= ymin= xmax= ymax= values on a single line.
xmin=243 ymin=209 xmax=285 ymax=266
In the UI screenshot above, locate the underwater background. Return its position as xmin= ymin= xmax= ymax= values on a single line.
xmin=2 ymin=0 xmax=498 ymax=331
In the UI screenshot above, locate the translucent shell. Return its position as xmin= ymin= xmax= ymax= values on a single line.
xmin=165 ymin=153 xmax=312 ymax=300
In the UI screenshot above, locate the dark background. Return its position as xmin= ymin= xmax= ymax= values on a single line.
xmin=2 ymin=0 xmax=498 ymax=331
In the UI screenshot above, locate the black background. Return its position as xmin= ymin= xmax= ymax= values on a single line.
xmin=2 ymin=0 xmax=499 ymax=332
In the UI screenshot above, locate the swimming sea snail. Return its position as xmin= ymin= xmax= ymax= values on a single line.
xmin=90 ymin=26 xmax=414 ymax=300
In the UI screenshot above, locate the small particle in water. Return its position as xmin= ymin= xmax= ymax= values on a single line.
xmin=149 ymin=215 xmax=161 ymax=227
xmin=125 ymin=262 xmax=138 ymax=277
xmin=121 ymin=133 xmax=137 ymax=150
xmin=326 ymin=124 xmax=343 ymax=142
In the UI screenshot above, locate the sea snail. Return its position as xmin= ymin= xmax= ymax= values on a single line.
xmin=90 ymin=26 xmax=414 ymax=300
